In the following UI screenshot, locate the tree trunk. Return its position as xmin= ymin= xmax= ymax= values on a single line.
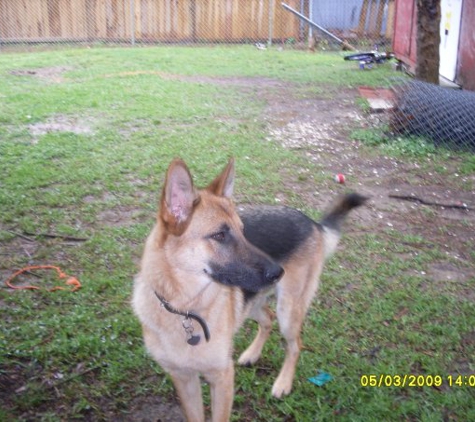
xmin=416 ymin=0 xmax=441 ymax=84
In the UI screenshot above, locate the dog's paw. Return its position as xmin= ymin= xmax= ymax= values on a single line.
xmin=271 ymin=377 xmax=293 ymax=398
xmin=237 ymin=350 xmax=260 ymax=366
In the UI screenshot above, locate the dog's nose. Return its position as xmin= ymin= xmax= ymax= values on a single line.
xmin=265 ymin=264 xmax=284 ymax=283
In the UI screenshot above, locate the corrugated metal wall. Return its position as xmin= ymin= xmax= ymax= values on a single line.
xmin=310 ymin=0 xmax=393 ymax=37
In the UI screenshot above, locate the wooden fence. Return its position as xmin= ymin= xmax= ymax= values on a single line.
xmin=0 ymin=0 xmax=301 ymax=44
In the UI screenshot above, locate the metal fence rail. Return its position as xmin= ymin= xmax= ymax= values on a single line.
xmin=0 ymin=0 xmax=393 ymax=50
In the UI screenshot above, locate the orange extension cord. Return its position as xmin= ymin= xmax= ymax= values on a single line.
xmin=5 ymin=265 xmax=81 ymax=292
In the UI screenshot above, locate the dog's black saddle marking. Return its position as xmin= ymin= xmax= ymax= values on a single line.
xmin=239 ymin=205 xmax=315 ymax=263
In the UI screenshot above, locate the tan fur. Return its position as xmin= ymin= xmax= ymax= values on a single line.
xmin=132 ymin=158 xmax=361 ymax=422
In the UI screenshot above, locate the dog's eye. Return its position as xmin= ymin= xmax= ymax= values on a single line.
xmin=209 ymin=224 xmax=230 ymax=242
xmin=211 ymin=231 xmax=226 ymax=242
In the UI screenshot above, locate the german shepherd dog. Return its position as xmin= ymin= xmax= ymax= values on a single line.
xmin=132 ymin=158 xmax=366 ymax=422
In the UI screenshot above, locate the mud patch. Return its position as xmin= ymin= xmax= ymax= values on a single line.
xmin=117 ymin=396 xmax=185 ymax=422
xmin=10 ymin=66 xmax=72 ymax=83
xmin=103 ymin=70 xmax=286 ymax=91
xmin=97 ymin=206 xmax=148 ymax=227
xmin=28 ymin=115 xmax=94 ymax=143
xmin=428 ymin=262 xmax=471 ymax=283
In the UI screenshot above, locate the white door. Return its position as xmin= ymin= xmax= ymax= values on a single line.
xmin=439 ymin=0 xmax=463 ymax=81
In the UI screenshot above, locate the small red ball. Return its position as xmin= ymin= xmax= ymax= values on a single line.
xmin=334 ymin=173 xmax=345 ymax=184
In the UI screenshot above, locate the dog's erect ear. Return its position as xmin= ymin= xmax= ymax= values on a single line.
xmin=206 ymin=158 xmax=235 ymax=198
xmin=160 ymin=159 xmax=198 ymax=235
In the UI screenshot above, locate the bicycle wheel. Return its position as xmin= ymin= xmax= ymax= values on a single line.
xmin=344 ymin=52 xmax=375 ymax=62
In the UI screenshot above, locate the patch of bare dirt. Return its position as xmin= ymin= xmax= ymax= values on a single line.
xmin=10 ymin=66 xmax=73 ymax=83
xmin=28 ymin=115 xmax=94 ymax=143
xmin=114 ymin=396 xmax=185 ymax=422
xmin=103 ymin=71 xmax=285 ymax=91
xmin=97 ymin=206 xmax=149 ymax=227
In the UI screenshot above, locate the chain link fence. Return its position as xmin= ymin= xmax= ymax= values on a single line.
xmin=360 ymin=78 xmax=475 ymax=153
xmin=363 ymin=79 xmax=475 ymax=153
xmin=0 ymin=0 xmax=393 ymax=51
xmin=388 ymin=79 xmax=475 ymax=152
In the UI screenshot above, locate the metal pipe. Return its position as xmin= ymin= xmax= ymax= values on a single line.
xmin=282 ymin=2 xmax=356 ymax=50
xmin=308 ymin=0 xmax=313 ymax=40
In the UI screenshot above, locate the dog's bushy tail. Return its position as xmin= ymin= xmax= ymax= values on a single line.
xmin=321 ymin=193 xmax=368 ymax=231
xmin=320 ymin=193 xmax=368 ymax=259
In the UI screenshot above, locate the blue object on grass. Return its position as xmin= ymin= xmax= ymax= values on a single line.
xmin=308 ymin=371 xmax=333 ymax=386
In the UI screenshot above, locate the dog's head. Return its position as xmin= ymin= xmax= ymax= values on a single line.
xmin=158 ymin=158 xmax=284 ymax=293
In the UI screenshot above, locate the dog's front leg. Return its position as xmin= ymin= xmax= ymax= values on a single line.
xmin=206 ymin=365 xmax=234 ymax=422
xmin=169 ymin=369 xmax=205 ymax=422
xmin=238 ymin=298 xmax=274 ymax=366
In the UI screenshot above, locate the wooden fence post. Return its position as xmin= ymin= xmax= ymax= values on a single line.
xmin=130 ymin=0 xmax=135 ymax=45
xmin=358 ymin=0 xmax=370 ymax=36
xmin=268 ymin=0 xmax=275 ymax=46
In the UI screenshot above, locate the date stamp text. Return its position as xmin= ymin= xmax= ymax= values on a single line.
xmin=360 ymin=374 xmax=475 ymax=388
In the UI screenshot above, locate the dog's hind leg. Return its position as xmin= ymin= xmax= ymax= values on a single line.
xmin=238 ymin=296 xmax=274 ymax=366
xmin=169 ymin=369 xmax=205 ymax=422
xmin=272 ymin=257 xmax=324 ymax=398
xmin=206 ymin=365 xmax=234 ymax=422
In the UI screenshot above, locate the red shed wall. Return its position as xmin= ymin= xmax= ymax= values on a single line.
xmin=457 ymin=0 xmax=475 ymax=90
xmin=393 ymin=0 xmax=417 ymax=73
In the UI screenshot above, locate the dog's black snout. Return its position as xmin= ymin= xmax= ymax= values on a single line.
xmin=265 ymin=263 xmax=284 ymax=283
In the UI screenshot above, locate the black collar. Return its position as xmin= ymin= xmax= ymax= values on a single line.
xmin=154 ymin=291 xmax=210 ymax=345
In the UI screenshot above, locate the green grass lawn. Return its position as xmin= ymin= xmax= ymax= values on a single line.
xmin=1 ymin=46 xmax=474 ymax=421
